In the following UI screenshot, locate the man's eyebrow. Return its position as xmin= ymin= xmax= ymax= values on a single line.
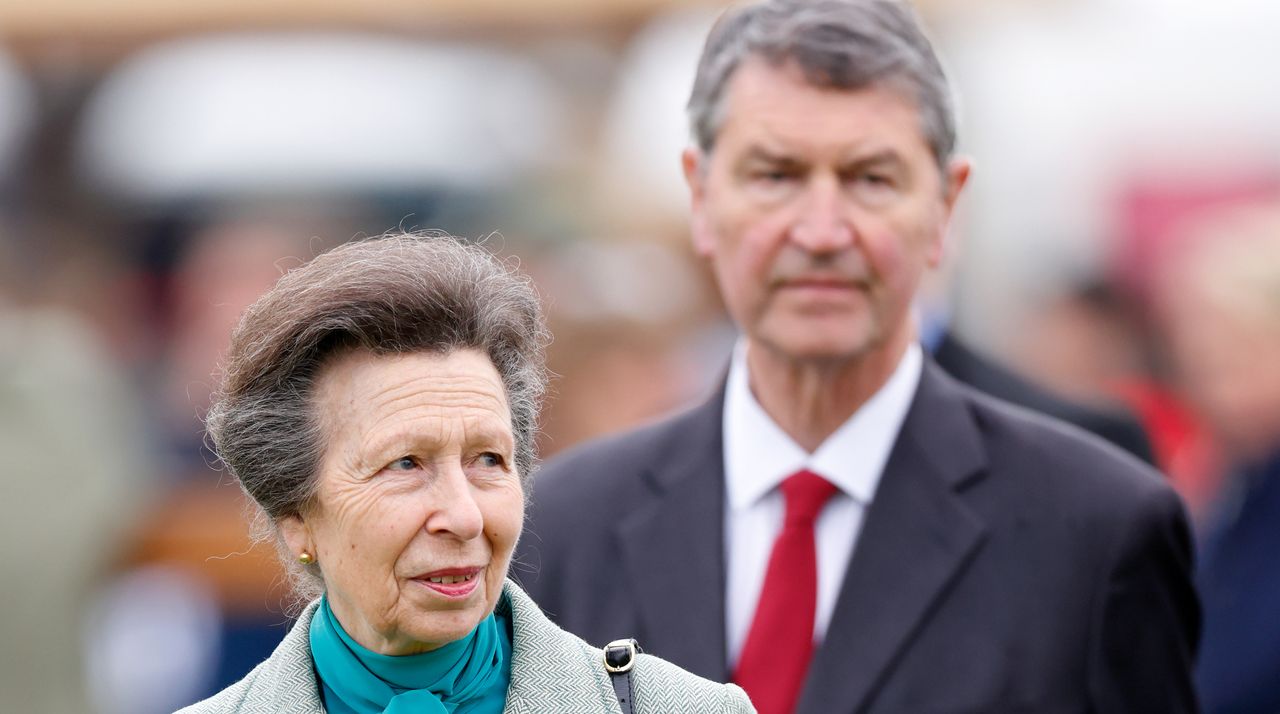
xmin=739 ymin=146 xmax=803 ymax=166
xmin=841 ymin=148 xmax=907 ymax=170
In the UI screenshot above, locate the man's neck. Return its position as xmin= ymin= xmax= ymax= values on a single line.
xmin=745 ymin=334 xmax=912 ymax=453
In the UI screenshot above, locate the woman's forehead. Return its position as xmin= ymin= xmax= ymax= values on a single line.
xmin=312 ymin=349 xmax=511 ymax=436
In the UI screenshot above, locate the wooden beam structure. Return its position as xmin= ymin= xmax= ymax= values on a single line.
xmin=0 ymin=0 xmax=705 ymax=40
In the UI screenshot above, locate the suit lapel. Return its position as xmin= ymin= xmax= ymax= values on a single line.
xmin=798 ymin=362 xmax=989 ymax=714
xmin=616 ymin=390 xmax=729 ymax=682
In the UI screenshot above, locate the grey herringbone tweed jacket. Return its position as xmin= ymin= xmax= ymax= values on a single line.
xmin=177 ymin=580 xmax=753 ymax=714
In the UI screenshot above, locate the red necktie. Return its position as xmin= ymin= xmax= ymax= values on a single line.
xmin=734 ymin=469 xmax=838 ymax=714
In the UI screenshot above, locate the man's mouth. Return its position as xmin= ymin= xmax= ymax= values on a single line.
xmin=775 ymin=276 xmax=866 ymax=294
xmin=785 ymin=279 xmax=856 ymax=288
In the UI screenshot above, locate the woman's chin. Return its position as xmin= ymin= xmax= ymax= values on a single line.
xmin=387 ymin=574 xmax=500 ymax=651
xmin=393 ymin=607 xmax=492 ymax=654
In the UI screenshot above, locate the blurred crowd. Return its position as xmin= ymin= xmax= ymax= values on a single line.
xmin=1 ymin=0 xmax=1279 ymax=712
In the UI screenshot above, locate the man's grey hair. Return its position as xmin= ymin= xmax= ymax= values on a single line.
xmin=688 ymin=0 xmax=958 ymax=166
xmin=205 ymin=231 xmax=549 ymax=599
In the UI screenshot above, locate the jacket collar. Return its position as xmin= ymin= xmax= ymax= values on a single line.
xmin=231 ymin=581 xmax=617 ymax=714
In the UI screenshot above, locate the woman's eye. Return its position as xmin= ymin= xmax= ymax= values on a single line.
xmin=477 ymin=452 xmax=506 ymax=469
xmin=387 ymin=456 xmax=417 ymax=471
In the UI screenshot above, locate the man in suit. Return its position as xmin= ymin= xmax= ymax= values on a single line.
xmin=518 ymin=1 xmax=1199 ymax=712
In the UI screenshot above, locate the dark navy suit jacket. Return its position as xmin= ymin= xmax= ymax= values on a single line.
xmin=1196 ymin=452 xmax=1280 ymax=713
xmin=517 ymin=360 xmax=1199 ymax=713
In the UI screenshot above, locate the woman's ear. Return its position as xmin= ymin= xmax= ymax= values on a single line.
xmin=278 ymin=514 xmax=311 ymax=558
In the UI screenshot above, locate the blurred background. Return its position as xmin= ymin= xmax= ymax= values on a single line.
xmin=2 ymin=0 xmax=1279 ymax=711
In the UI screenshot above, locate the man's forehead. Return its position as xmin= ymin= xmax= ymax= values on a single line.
xmin=714 ymin=59 xmax=930 ymax=155
xmin=740 ymin=143 xmax=908 ymax=167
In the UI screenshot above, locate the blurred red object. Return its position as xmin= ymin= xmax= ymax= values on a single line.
xmin=1111 ymin=379 xmax=1222 ymax=519
xmin=1112 ymin=170 xmax=1280 ymax=303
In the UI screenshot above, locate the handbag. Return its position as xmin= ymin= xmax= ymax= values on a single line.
xmin=603 ymin=638 xmax=641 ymax=714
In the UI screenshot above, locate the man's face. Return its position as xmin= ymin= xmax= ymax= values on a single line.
xmin=684 ymin=58 xmax=969 ymax=366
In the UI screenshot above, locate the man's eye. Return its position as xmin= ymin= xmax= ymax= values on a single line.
xmin=755 ymin=169 xmax=794 ymax=182
xmin=848 ymin=172 xmax=892 ymax=187
xmin=387 ymin=456 xmax=417 ymax=471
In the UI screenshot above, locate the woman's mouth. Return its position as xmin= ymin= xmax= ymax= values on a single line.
xmin=413 ymin=567 xmax=483 ymax=598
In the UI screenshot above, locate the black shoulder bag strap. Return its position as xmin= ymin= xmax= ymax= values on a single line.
xmin=603 ymin=638 xmax=641 ymax=714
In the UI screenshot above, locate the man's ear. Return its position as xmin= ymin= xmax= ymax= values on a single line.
xmin=682 ymin=147 xmax=715 ymax=257
xmin=927 ymin=155 xmax=972 ymax=267
xmin=943 ymin=155 xmax=972 ymax=216
xmin=278 ymin=514 xmax=312 ymax=559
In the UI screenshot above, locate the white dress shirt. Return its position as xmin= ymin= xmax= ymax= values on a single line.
xmin=723 ymin=340 xmax=923 ymax=669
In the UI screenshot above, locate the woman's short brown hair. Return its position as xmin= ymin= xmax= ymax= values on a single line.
xmin=205 ymin=231 xmax=548 ymax=597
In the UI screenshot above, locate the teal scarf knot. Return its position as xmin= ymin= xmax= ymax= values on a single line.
xmin=309 ymin=597 xmax=512 ymax=714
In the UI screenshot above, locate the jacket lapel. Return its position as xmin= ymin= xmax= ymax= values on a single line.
xmin=616 ymin=391 xmax=730 ymax=682
xmin=229 ymin=583 xmax=619 ymax=714
xmin=797 ymin=362 xmax=989 ymax=714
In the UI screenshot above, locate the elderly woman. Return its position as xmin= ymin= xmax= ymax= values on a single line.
xmin=181 ymin=234 xmax=753 ymax=714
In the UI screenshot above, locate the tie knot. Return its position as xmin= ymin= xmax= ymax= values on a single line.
xmin=781 ymin=469 xmax=838 ymax=525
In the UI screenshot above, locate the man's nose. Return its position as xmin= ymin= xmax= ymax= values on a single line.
xmin=425 ymin=464 xmax=484 ymax=540
xmin=790 ymin=178 xmax=854 ymax=253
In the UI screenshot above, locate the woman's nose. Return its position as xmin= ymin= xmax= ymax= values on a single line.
xmin=425 ymin=466 xmax=485 ymax=540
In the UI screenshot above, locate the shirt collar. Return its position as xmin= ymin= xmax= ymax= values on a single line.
xmin=723 ymin=339 xmax=923 ymax=510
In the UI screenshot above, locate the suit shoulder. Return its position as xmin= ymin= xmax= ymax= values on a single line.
xmin=518 ymin=399 xmax=720 ymax=591
xmin=936 ymin=334 xmax=1153 ymax=461
xmin=177 ymin=606 xmax=322 ymax=714
xmin=174 ymin=666 xmax=256 ymax=713
xmin=631 ymin=653 xmax=755 ymax=713
xmin=505 ymin=593 xmax=752 ymax=714
xmin=961 ymin=385 xmax=1177 ymax=512
xmin=534 ymin=401 xmax=713 ymax=499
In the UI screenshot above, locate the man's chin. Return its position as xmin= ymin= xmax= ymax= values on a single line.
xmin=755 ymin=332 xmax=878 ymax=366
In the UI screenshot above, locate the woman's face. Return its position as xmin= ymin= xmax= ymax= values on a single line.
xmin=281 ymin=348 xmax=524 ymax=655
